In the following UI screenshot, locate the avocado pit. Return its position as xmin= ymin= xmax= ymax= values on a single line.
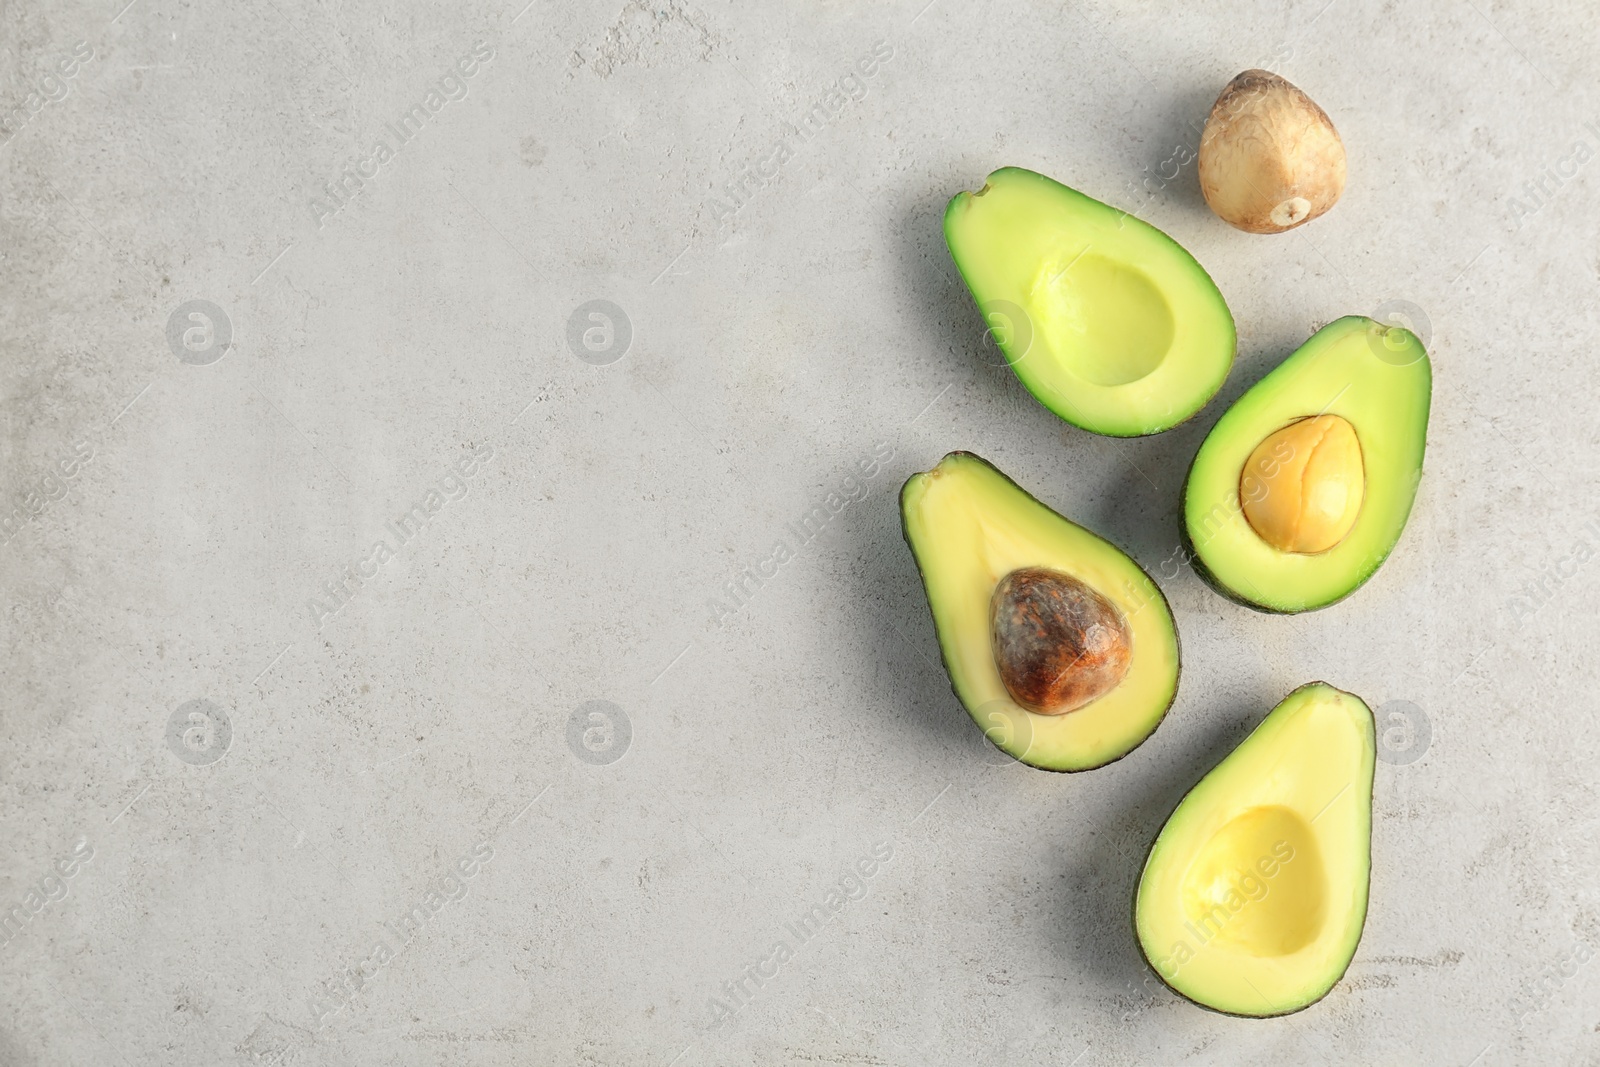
xmin=990 ymin=567 xmax=1133 ymax=714
xmin=1240 ymin=414 xmax=1365 ymax=554
xmin=1198 ymin=69 xmax=1346 ymax=234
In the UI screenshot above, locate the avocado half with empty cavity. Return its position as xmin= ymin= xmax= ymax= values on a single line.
xmin=901 ymin=452 xmax=1179 ymax=771
xmin=1135 ymin=682 xmax=1375 ymax=1017
xmin=1183 ymin=316 xmax=1431 ymax=613
xmin=944 ymin=167 xmax=1236 ymax=436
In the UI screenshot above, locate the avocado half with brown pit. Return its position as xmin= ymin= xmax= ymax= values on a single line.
xmin=902 ymin=452 xmax=1179 ymax=771
xmin=1183 ymin=316 xmax=1431 ymax=613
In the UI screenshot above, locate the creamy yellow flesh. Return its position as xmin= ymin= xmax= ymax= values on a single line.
xmin=901 ymin=452 xmax=1179 ymax=771
xmin=1135 ymin=683 xmax=1374 ymax=1016
xmin=944 ymin=167 xmax=1235 ymax=436
xmin=1185 ymin=316 xmax=1431 ymax=611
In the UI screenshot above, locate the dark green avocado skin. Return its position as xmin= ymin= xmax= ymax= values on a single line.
xmin=898 ymin=451 xmax=1182 ymax=773
xmin=1129 ymin=681 xmax=1376 ymax=1017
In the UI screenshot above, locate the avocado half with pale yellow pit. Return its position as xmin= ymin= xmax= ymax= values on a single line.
xmin=944 ymin=167 xmax=1236 ymax=437
xmin=901 ymin=452 xmax=1179 ymax=771
xmin=1183 ymin=316 xmax=1432 ymax=612
xmin=1135 ymin=682 xmax=1375 ymax=1017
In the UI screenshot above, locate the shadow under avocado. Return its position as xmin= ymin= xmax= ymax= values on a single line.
xmin=849 ymin=485 xmax=993 ymax=761
xmin=1048 ymin=694 xmax=1263 ymax=995
xmin=891 ymin=177 xmax=1069 ymax=424
xmin=1141 ymin=83 xmax=1219 ymax=221
xmin=1084 ymin=324 xmax=1304 ymax=572
xmin=867 ymin=177 xmax=1076 ymax=761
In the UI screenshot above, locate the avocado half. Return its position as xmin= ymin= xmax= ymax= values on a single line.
xmin=1183 ymin=316 xmax=1432 ymax=613
xmin=900 ymin=452 xmax=1179 ymax=771
xmin=1135 ymin=682 xmax=1375 ymax=1017
xmin=944 ymin=167 xmax=1236 ymax=437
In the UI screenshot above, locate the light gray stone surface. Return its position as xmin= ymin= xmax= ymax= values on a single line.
xmin=1 ymin=0 xmax=1596 ymax=1063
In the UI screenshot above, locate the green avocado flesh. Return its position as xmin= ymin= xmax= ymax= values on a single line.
xmin=900 ymin=452 xmax=1179 ymax=771
xmin=944 ymin=167 xmax=1236 ymax=437
xmin=1184 ymin=316 xmax=1431 ymax=613
xmin=1135 ymin=682 xmax=1375 ymax=1017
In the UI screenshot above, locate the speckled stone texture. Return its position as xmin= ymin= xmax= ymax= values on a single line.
xmin=1 ymin=0 xmax=1596 ymax=1064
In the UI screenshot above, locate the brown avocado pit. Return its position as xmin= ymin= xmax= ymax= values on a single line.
xmin=989 ymin=566 xmax=1133 ymax=715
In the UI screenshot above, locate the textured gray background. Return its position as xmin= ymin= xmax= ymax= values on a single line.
xmin=1 ymin=0 xmax=1595 ymax=1063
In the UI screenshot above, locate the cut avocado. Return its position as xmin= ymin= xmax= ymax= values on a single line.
xmin=944 ymin=167 xmax=1236 ymax=437
xmin=900 ymin=452 xmax=1179 ymax=771
xmin=1135 ymin=682 xmax=1375 ymax=1017
xmin=1183 ymin=316 xmax=1431 ymax=612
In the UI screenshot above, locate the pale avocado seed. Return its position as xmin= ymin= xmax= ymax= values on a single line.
xmin=1240 ymin=414 xmax=1365 ymax=554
